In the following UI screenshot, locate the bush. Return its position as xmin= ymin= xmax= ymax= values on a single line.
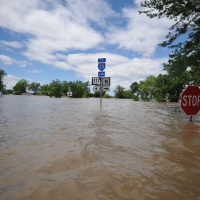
xmin=156 ymin=96 xmax=166 ymax=102
xmin=61 ymin=92 xmax=66 ymax=97
xmin=132 ymin=95 xmax=139 ymax=101
xmin=103 ymin=93 xmax=113 ymax=98
xmin=13 ymin=91 xmax=21 ymax=95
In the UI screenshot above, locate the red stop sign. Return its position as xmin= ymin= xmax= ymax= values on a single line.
xmin=181 ymin=85 xmax=200 ymax=116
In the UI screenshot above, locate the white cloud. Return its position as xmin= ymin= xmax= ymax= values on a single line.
xmin=0 ymin=0 xmax=172 ymax=93
xmin=0 ymin=54 xmax=15 ymax=65
xmin=105 ymin=7 xmax=173 ymax=57
xmin=3 ymin=75 xmax=21 ymax=89
xmin=27 ymin=70 xmax=43 ymax=73
xmin=3 ymin=75 xmax=34 ymax=89
xmin=0 ymin=54 xmax=29 ymax=67
xmin=66 ymin=0 xmax=118 ymax=27
xmin=0 ymin=0 xmax=109 ymax=61
xmin=0 ymin=40 xmax=23 ymax=49
xmin=61 ymin=53 xmax=167 ymax=89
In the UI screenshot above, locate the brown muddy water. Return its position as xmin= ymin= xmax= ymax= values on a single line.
xmin=0 ymin=95 xmax=200 ymax=200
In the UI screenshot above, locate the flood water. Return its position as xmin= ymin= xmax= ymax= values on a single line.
xmin=0 ymin=95 xmax=200 ymax=200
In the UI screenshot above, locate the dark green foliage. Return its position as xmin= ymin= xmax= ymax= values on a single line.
xmin=103 ymin=93 xmax=113 ymax=98
xmin=39 ymin=80 xmax=90 ymax=98
xmin=13 ymin=79 xmax=28 ymax=94
xmin=132 ymin=94 xmax=139 ymax=101
xmin=27 ymin=82 xmax=40 ymax=94
xmin=93 ymin=91 xmax=106 ymax=97
xmin=49 ymin=79 xmax=62 ymax=98
xmin=139 ymin=0 xmax=200 ymax=75
xmin=3 ymin=89 xmax=13 ymax=95
xmin=114 ymin=85 xmax=126 ymax=98
xmin=0 ymin=69 xmax=7 ymax=91
xmin=113 ymin=85 xmax=132 ymax=99
xmin=130 ymin=82 xmax=140 ymax=96
xmin=138 ymin=76 xmax=157 ymax=100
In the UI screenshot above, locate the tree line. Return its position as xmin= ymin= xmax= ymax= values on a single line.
xmin=114 ymin=67 xmax=200 ymax=102
xmin=11 ymin=79 xmax=91 ymax=98
xmin=1 ymin=68 xmax=199 ymax=101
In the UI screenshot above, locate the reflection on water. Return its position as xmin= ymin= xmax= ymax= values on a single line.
xmin=0 ymin=95 xmax=200 ymax=200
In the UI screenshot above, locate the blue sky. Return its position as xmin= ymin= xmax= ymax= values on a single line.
xmin=0 ymin=0 xmax=174 ymax=95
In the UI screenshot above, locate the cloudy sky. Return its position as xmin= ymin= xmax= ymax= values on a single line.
xmin=0 ymin=0 xmax=174 ymax=94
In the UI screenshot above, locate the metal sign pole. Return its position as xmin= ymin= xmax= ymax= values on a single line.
xmin=100 ymin=78 xmax=102 ymax=107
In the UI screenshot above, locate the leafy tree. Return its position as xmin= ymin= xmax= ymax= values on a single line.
xmin=49 ymin=79 xmax=62 ymax=98
xmin=27 ymin=82 xmax=40 ymax=94
xmin=69 ymin=80 xmax=88 ymax=98
xmin=138 ymin=76 xmax=157 ymax=100
xmin=188 ymin=66 xmax=200 ymax=85
xmin=0 ymin=69 xmax=7 ymax=91
xmin=154 ymin=74 xmax=168 ymax=102
xmin=39 ymin=80 xmax=90 ymax=98
xmin=61 ymin=81 xmax=70 ymax=95
xmin=139 ymin=0 xmax=200 ymax=74
xmin=13 ymin=79 xmax=28 ymax=94
xmin=167 ymin=71 xmax=189 ymax=102
xmin=130 ymin=82 xmax=140 ymax=96
xmin=114 ymin=85 xmax=126 ymax=98
xmin=39 ymin=84 xmax=50 ymax=96
xmin=123 ymin=90 xmax=132 ymax=99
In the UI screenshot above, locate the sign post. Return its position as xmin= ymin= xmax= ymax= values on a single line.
xmin=181 ymin=85 xmax=200 ymax=121
xmin=91 ymin=58 xmax=111 ymax=107
xmin=98 ymin=58 xmax=106 ymax=107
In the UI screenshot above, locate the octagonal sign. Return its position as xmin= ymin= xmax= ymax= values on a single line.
xmin=181 ymin=85 xmax=200 ymax=116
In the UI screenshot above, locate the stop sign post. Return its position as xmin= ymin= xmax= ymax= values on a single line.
xmin=181 ymin=85 xmax=200 ymax=121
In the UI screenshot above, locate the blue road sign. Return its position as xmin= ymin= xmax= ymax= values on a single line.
xmin=98 ymin=58 xmax=106 ymax=63
xmin=98 ymin=71 xmax=105 ymax=77
xmin=98 ymin=63 xmax=106 ymax=71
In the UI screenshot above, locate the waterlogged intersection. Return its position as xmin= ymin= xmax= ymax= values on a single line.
xmin=0 ymin=96 xmax=200 ymax=199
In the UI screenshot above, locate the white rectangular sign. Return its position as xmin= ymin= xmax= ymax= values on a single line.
xmin=103 ymin=86 xmax=110 ymax=91
xmin=92 ymin=77 xmax=101 ymax=85
xmin=93 ymin=86 xmax=100 ymax=92
xmin=67 ymin=92 xmax=72 ymax=96
xmin=102 ymin=77 xmax=110 ymax=86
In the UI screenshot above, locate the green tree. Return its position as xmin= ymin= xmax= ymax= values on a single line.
xmin=114 ymin=85 xmax=126 ymax=98
xmin=130 ymin=82 xmax=140 ymax=96
xmin=13 ymin=79 xmax=28 ymax=94
xmin=139 ymin=0 xmax=200 ymax=74
xmin=154 ymin=74 xmax=168 ymax=102
xmin=27 ymin=82 xmax=40 ymax=94
xmin=188 ymin=66 xmax=200 ymax=85
xmin=166 ymin=71 xmax=189 ymax=102
xmin=39 ymin=84 xmax=50 ymax=96
xmin=123 ymin=90 xmax=132 ymax=99
xmin=49 ymin=79 xmax=62 ymax=98
xmin=138 ymin=76 xmax=157 ymax=100
xmin=0 ymin=69 xmax=7 ymax=91
xmin=39 ymin=80 xmax=90 ymax=98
